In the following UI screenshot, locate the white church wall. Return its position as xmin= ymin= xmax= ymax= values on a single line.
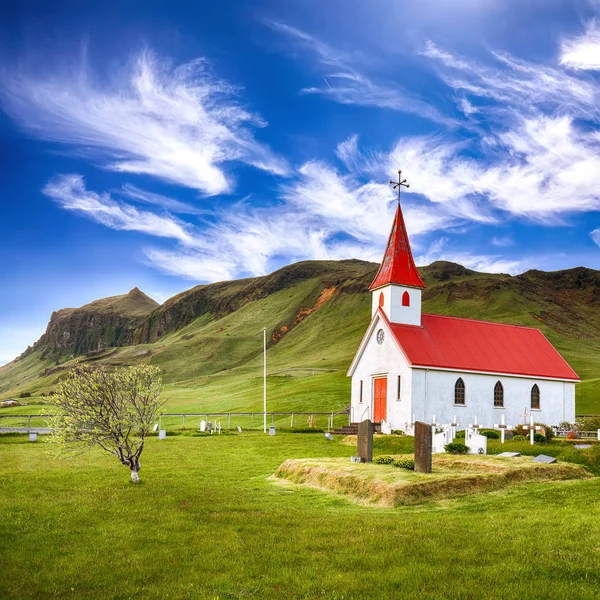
xmin=350 ymin=316 xmax=413 ymax=429
xmin=411 ymin=368 xmax=576 ymax=428
xmin=371 ymin=285 xmax=422 ymax=326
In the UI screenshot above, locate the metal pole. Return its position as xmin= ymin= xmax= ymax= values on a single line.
xmin=228 ymin=413 xmax=231 ymax=430
xmin=263 ymin=327 xmax=267 ymax=434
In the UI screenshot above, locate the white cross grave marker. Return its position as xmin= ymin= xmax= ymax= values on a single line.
xmin=494 ymin=414 xmax=510 ymax=444
xmin=469 ymin=415 xmax=481 ymax=431
xmin=523 ymin=415 xmax=542 ymax=446
xmin=450 ymin=416 xmax=458 ymax=440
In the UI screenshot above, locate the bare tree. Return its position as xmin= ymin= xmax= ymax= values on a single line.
xmin=48 ymin=365 xmax=164 ymax=483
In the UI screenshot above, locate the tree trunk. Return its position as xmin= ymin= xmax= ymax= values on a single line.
xmin=130 ymin=459 xmax=141 ymax=483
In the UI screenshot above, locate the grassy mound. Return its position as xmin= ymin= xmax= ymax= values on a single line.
xmin=274 ymin=455 xmax=592 ymax=507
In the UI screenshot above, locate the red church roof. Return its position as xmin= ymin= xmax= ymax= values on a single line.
xmin=369 ymin=202 xmax=426 ymax=291
xmin=384 ymin=312 xmax=579 ymax=381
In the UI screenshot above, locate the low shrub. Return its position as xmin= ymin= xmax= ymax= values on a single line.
xmin=512 ymin=435 xmax=526 ymax=441
xmin=534 ymin=433 xmax=546 ymax=443
xmin=392 ymin=459 xmax=415 ymax=470
xmin=481 ymin=429 xmax=500 ymax=439
xmin=566 ymin=431 xmax=577 ymax=440
xmin=577 ymin=416 xmax=600 ymax=431
xmin=536 ymin=423 xmax=554 ymax=441
xmin=513 ymin=423 xmax=554 ymax=441
xmin=455 ymin=430 xmax=466 ymax=439
xmin=18 ymin=391 xmax=31 ymax=398
xmin=445 ymin=442 xmax=469 ymax=454
xmin=373 ymin=456 xmax=395 ymax=465
xmin=391 ymin=430 xmax=405 ymax=435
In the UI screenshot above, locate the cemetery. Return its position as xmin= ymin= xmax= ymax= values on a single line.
xmin=274 ymin=418 xmax=595 ymax=507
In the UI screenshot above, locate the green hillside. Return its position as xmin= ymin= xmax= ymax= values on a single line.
xmin=2 ymin=259 xmax=600 ymax=414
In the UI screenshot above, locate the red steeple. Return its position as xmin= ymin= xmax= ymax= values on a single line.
xmin=369 ymin=202 xmax=426 ymax=291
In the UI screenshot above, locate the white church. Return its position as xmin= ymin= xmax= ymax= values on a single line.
xmin=348 ymin=177 xmax=579 ymax=432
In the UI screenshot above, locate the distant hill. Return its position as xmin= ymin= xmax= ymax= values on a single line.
xmin=22 ymin=287 xmax=159 ymax=359
xmin=2 ymin=259 xmax=600 ymax=413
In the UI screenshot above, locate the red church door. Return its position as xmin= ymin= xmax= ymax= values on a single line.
xmin=373 ymin=378 xmax=387 ymax=423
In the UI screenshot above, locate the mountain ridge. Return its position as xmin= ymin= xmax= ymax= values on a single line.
xmin=2 ymin=259 xmax=600 ymax=411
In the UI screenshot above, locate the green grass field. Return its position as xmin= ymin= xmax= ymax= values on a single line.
xmin=2 ymin=432 xmax=600 ymax=599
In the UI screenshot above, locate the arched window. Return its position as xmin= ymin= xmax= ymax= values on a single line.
xmin=454 ymin=378 xmax=465 ymax=405
xmin=402 ymin=291 xmax=410 ymax=307
xmin=531 ymin=384 xmax=540 ymax=410
xmin=494 ymin=381 xmax=504 ymax=407
xmin=379 ymin=292 xmax=384 ymax=307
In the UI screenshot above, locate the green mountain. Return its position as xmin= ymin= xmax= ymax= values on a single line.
xmin=2 ymin=260 xmax=600 ymax=414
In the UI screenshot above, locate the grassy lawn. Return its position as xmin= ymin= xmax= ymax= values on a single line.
xmin=2 ymin=433 xmax=600 ymax=599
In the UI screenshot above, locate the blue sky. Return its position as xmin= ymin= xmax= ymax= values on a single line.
xmin=2 ymin=0 xmax=600 ymax=364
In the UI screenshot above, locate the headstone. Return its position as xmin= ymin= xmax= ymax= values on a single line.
xmin=350 ymin=456 xmax=361 ymax=463
xmin=29 ymin=432 xmax=37 ymax=442
xmin=200 ymin=420 xmax=206 ymax=432
xmin=432 ymin=431 xmax=447 ymax=454
xmin=414 ymin=421 xmax=432 ymax=473
xmin=494 ymin=414 xmax=509 ymax=444
xmin=325 ymin=432 xmax=334 ymax=441
xmin=152 ymin=424 xmax=159 ymax=432
xmin=573 ymin=444 xmax=591 ymax=450
xmin=497 ymin=451 xmax=520 ymax=458
xmin=269 ymin=425 xmax=276 ymax=436
xmin=533 ymin=454 xmax=557 ymax=463
xmin=523 ymin=415 xmax=543 ymax=445
xmin=207 ymin=421 xmax=213 ymax=433
xmin=465 ymin=428 xmax=487 ymax=455
xmin=597 ymin=428 xmax=600 ymax=441
xmin=158 ymin=430 xmax=166 ymax=440
xmin=357 ymin=419 xmax=373 ymax=463
xmin=380 ymin=420 xmax=392 ymax=435
xmin=237 ymin=425 xmax=242 ymax=433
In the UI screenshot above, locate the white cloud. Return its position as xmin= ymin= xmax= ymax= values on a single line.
xmin=269 ymin=22 xmax=451 ymax=124
xmin=416 ymin=238 xmax=529 ymax=275
xmin=119 ymin=184 xmax=207 ymax=215
xmin=1 ymin=50 xmax=288 ymax=196
xmin=560 ymin=21 xmax=600 ymax=71
xmin=491 ymin=236 xmax=515 ymax=247
xmin=43 ymin=174 xmax=198 ymax=246
xmin=422 ymin=40 xmax=599 ymax=121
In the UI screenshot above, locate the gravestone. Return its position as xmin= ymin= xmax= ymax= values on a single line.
xmin=200 ymin=420 xmax=206 ymax=432
xmin=269 ymin=426 xmax=276 ymax=436
xmin=357 ymin=419 xmax=373 ymax=463
xmin=380 ymin=420 xmax=392 ymax=435
xmin=533 ymin=454 xmax=557 ymax=464
xmin=432 ymin=430 xmax=448 ymax=454
xmin=414 ymin=421 xmax=432 ymax=473
xmin=497 ymin=451 xmax=521 ymax=457
xmin=152 ymin=424 xmax=159 ymax=432
xmin=29 ymin=433 xmax=37 ymax=442
xmin=350 ymin=456 xmax=361 ymax=463
xmin=207 ymin=422 xmax=213 ymax=433
xmin=573 ymin=444 xmax=591 ymax=450
xmin=158 ymin=430 xmax=166 ymax=440
xmin=324 ymin=432 xmax=334 ymax=441
xmin=465 ymin=428 xmax=487 ymax=455
xmin=237 ymin=425 xmax=242 ymax=433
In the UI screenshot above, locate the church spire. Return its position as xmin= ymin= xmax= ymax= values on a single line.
xmin=368 ymin=171 xmax=426 ymax=291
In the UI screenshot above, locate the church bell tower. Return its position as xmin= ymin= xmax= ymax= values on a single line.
xmin=369 ymin=170 xmax=425 ymax=327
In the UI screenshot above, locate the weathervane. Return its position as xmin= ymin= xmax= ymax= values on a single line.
xmin=390 ymin=169 xmax=410 ymax=205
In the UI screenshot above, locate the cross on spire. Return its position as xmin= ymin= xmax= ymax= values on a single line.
xmin=390 ymin=169 xmax=410 ymax=205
